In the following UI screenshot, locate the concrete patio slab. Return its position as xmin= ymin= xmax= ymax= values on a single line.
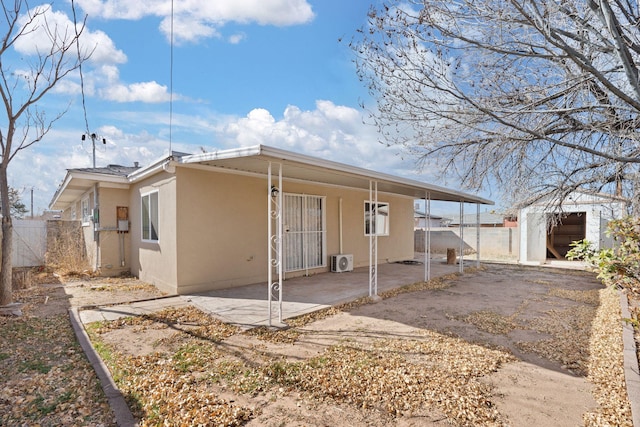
xmin=185 ymin=258 xmax=462 ymax=329
xmin=77 ymin=257 xmax=462 ymax=329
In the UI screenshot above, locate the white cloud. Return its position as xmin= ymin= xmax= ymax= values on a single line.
xmin=82 ymin=29 xmax=128 ymax=65
xmin=74 ymin=0 xmax=164 ymax=20
xmin=10 ymin=4 xmax=178 ymax=106
xmin=215 ymin=100 xmax=413 ymax=175
xmin=228 ymin=33 xmax=247 ymax=44
xmin=101 ymin=81 xmax=172 ymax=103
xmin=76 ymin=0 xmax=315 ymax=43
xmin=16 ymin=101 xmax=435 ymax=215
xmin=14 ymin=5 xmax=126 ymax=64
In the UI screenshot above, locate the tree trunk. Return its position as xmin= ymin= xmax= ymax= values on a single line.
xmin=0 ymin=214 xmax=12 ymax=306
xmin=0 ymin=163 xmax=13 ymax=306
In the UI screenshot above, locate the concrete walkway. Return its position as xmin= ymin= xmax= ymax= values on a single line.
xmin=78 ymin=258 xmax=461 ymax=329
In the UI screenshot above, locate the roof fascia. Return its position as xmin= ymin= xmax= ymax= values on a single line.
xmin=49 ymin=169 xmax=129 ymax=209
xmin=176 ymin=161 xmax=417 ymax=200
xmin=127 ymin=155 xmax=174 ymax=182
xmin=181 ymin=144 xmax=493 ymax=205
xmin=49 ymin=171 xmax=74 ymax=209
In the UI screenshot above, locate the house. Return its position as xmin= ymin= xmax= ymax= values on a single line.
xmin=519 ymin=192 xmax=627 ymax=264
xmin=413 ymin=208 xmax=446 ymax=229
xmin=446 ymin=211 xmax=514 ymax=228
xmin=49 ymin=145 xmax=493 ymax=297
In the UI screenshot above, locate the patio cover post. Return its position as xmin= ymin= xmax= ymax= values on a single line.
xmin=476 ymin=203 xmax=481 ymax=268
xmin=267 ymin=162 xmax=283 ymax=326
xmin=459 ymin=201 xmax=464 ymax=273
xmin=369 ymin=180 xmax=378 ymax=297
xmin=425 ymin=192 xmax=431 ymax=281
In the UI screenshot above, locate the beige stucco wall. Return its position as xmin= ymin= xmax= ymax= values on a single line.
xmin=56 ymin=166 xmax=416 ymax=294
xmin=95 ymin=187 xmax=131 ymax=276
xmin=129 ymin=171 xmax=178 ymax=294
xmin=78 ymin=189 xmax=97 ymax=271
xmin=172 ymin=167 xmax=416 ymax=294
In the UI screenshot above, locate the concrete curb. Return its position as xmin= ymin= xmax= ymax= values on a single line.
xmin=620 ymin=291 xmax=640 ymax=427
xmin=68 ymin=307 xmax=137 ymax=427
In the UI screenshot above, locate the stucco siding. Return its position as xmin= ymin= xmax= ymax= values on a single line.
xmin=175 ymin=168 xmax=267 ymax=293
xmin=129 ymin=172 xmax=179 ymax=294
xmin=96 ymin=187 xmax=131 ymax=276
xmin=172 ymin=167 xmax=416 ymax=294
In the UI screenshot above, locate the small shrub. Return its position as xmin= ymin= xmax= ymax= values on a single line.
xmin=567 ymin=217 xmax=640 ymax=297
xmin=45 ymin=221 xmax=90 ymax=275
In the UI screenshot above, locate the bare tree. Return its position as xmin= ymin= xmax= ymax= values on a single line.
xmin=352 ymin=0 xmax=640 ymax=213
xmin=0 ymin=1 xmax=87 ymax=307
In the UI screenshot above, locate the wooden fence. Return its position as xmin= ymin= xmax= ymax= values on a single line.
xmin=12 ymin=219 xmax=47 ymax=267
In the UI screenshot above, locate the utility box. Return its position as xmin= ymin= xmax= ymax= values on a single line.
xmin=117 ymin=206 xmax=129 ymax=232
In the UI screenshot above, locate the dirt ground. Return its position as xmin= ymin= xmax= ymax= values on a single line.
xmin=48 ymin=264 xmax=614 ymax=426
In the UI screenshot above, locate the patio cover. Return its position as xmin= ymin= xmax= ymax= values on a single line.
xmin=51 ymin=144 xmax=494 ymax=327
xmin=172 ymin=145 xmax=493 ymax=204
xmin=171 ymin=145 xmax=493 ymax=326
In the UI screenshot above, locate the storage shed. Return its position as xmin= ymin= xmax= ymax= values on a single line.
xmin=519 ymin=192 xmax=627 ymax=264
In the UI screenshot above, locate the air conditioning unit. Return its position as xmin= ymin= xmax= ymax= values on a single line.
xmin=330 ymin=254 xmax=353 ymax=273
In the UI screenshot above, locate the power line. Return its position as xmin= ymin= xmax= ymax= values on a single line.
xmin=70 ymin=0 xmax=90 ymax=135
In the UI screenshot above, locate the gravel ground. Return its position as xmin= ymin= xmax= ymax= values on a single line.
xmin=0 ymin=265 xmax=636 ymax=426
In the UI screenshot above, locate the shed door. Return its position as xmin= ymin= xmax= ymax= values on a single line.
xmin=283 ymin=194 xmax=326 ymax=272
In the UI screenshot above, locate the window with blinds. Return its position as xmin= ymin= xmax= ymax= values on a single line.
xmin=283 ymin=194 xmax=326 ymax=272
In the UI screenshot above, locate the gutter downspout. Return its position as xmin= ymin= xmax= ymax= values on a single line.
xmin=94 ymin=183 xmax=100 ymax=272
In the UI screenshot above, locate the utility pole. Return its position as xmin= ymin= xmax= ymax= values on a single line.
xmin=82 ymin=133 xmax=106 ymax=168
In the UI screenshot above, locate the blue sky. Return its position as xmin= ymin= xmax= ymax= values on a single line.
xmin=7 ymin=0 xmax=489 ymax=215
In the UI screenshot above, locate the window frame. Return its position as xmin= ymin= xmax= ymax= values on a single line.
xmin=364 ymin=201 xmax=390 ymax=236
xmin=81 ymin=197 xmax=91 ymax=225
xmin=141 ymin=190 xmax=159 ymax=243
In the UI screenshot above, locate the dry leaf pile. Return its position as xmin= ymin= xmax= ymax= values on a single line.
xmin=583 ymin=288 xmax=633 ymax=426
xmin=0 ymin=313 xmax=115 ymax=426
xmin=517 ymin=287 xmax=600 ymax=376
xmin=516 ymin=304 xmax=596 ymax=375
xmin=89 ymin=306 xmax=515 ymax=426
xmin=267 ymin=337 xmax=514 ymax=425
xmin=456 ymin=310 xmax=518 ymax=335
xmin=115 ymin=351 xmax=255 ymax=426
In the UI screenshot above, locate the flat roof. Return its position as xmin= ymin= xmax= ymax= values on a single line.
xmin=51 ymin=144 xmax=493 ymax=210
xmin=177 ymin=145 xmax=493 ymax=204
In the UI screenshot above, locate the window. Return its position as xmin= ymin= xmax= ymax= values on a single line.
xmin=365 ymin=201 xmax=389 ymax=236
xmin=141 ymin=191 xmax=159 ymax=242
xmin=81 ymin=197 xmax=91 ymax=224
